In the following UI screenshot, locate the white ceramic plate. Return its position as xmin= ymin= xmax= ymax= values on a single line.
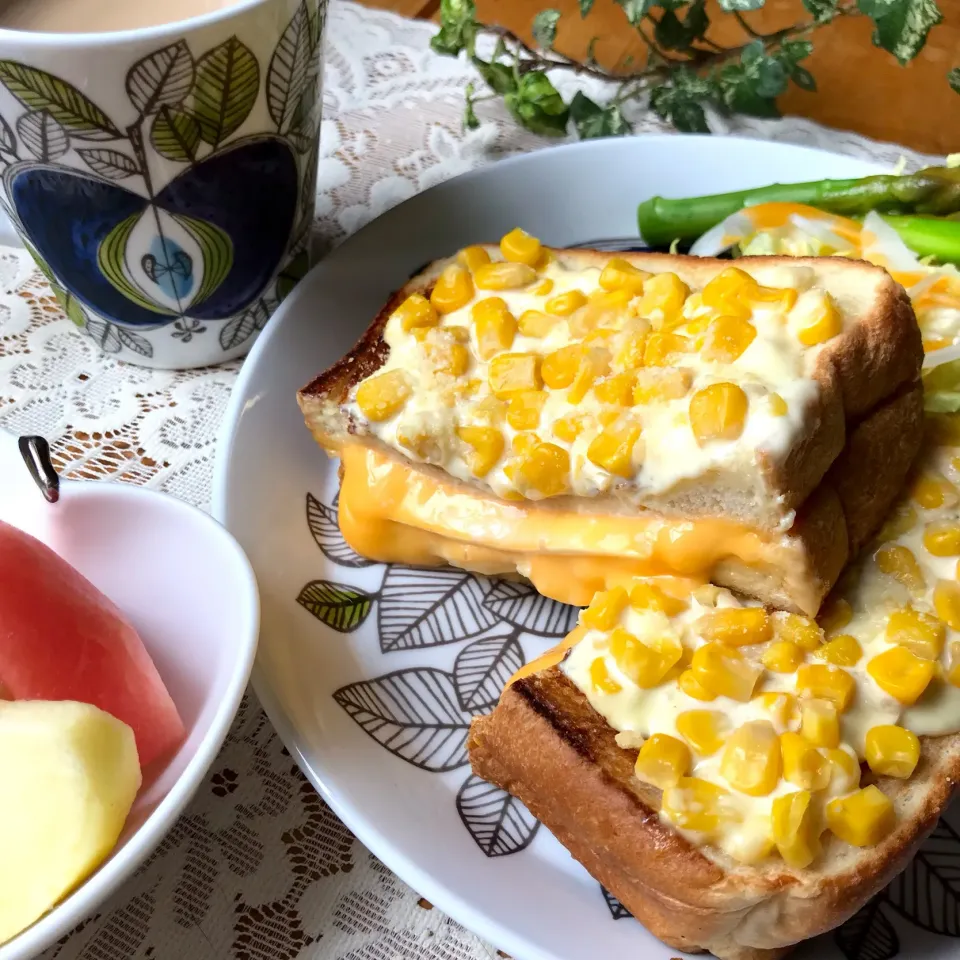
xmin=213 ymin=135 xmax=960 ymax=960
xmin=0 ymin=432 xmax=259 ymax=959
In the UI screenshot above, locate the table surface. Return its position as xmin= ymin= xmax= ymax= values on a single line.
xmin=356 ymin=0 xmax=959 ymax=155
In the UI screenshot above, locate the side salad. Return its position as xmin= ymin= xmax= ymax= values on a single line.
xmin=637 ymin=164 xmax=960 ymax=361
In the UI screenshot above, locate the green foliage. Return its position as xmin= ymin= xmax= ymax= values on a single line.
xmin=431 ymin=0 xmax=952 ymax=140
xmin=532 ymin=9 xmax=561 ymax=49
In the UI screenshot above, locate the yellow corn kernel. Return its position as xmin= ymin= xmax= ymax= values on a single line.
xmin=697 ymin=607 xmax=772 ymax=647
xmin=825 ymin=747 xmax=861 ymax=792
xmin=826 ymin=785 xmax=895 ymax=847
xmin=720 ymin=720 xmax=781 ymax=797
xmin=910 ymin=471 xmax=959 ymax=509
xmin=867 ymin=646 xmax=935 ymax=705
xmin=678 ymin=669 xmax=716 ymax=701
xmin=924 ymin=520 xmax=960 ymax=557
xmin=355 ymin=370 xmax=411 ymax=422
xmin=593 ymin=371 xmax=636 ymax=406
xmin=796 ymin=664 xmax=855 ymax=712
xmin=775 ymin=612 xmax=825 ymax=651
xmin=599 ymin=257 xmax=648 ymax=295
xmin=455 ymin=425 xmax=504 ymax=478
xmin=506 ymin=390 xmax=547 ymax=431
xmin=949 ymin=640 xmax=960 ymax=688
xmin=457 ymin=245 xmax=491 ymax=273
xmin=430 ymin=263 xmax=474 ymax=314
xmin=817 ymin=598 xmax=853 ymax=638
xmin=582 ymin=585 xmax=629 ymax=631
xmin=676 ymin=710 xmax=729 ymax=756
xmin=552 ymin=414 xmax=585 ymax=444
xmin=762 ymin=640 xmax=804 ymax=673
xmin=472 ymin=297 xmax=517 ymax=359
xmin=500 ymin=227 xmax=542 ymax=266
xmin=633 ymin=367 xmax=693 ymax=404
xmin=568 ymin=349 xmax=611 ymax=404
xmin=397 ymin=428 xmax=439 ymax=461
xmin=780 ymin=732 xmax=830 ymax=791
xmin=799 ymin=697 xmax=839 ymax=748
xmin=587 ymin=424 xmax=642 ymax=478
xmin=876 ymin=502 xmax=919 ymax=543
xmin=488 ymin=352 xmax=542 ymax=398
xmin=515 ymin=441 xmax=570 ymax=498
xmin=516 ymin=309 xmax=555 ymax=339
xmin=934 ymin=579 xmax=960 ymax=630
xmin=662 ymin=777 xmax=739 ymax=834
xmin=629 ymin=581 xmax=688 ymax=617
xmin=768 ymin=393 xmax=789 ymax=417
xmin=643 ymin=331 xmax=690 ymax=366
xmin=474 ymin=261 xmax=537 ymax=291
xmin=796 ymin=292 xmax=842 ymax=346
xmin=876 ymin=544 xmax=926 ymax=595
xmin=541 ymin=345 xmax=584 ymax=389
xmin=637 ymin=272 xmax=689 ymax=326
xmin=545 ymin=289 xmax=588 ymax=316
xmin=701 ymin=267 xmax=754 ymax=319
xmin=754 ymin=692 xmax=799 ymax=729
xmin=634 ymin=734 xmax=691 ymax=789
xmin=511 ymin=431 xmax=540 ymax=457
xmin=472 ymin=395 xmax=506 ymax=426
xmin=425 ymin=340 xmax=470 ymax=377
xmin=702 ymin=316 xmax=757 ymax=364
xmin=614 ymin=328 xmax=648 ymax=372
xmin=590 ymin=657 xmax=622 ymax=694
xmin=816 ymin=634 xmax=863 ymax=667
xmin=609 ymin=626 xmax=682 ymax=688
xmin=865 ymin=724 xmax=920 ymax=779
xmin=532 ymin=278 xmax=554 ymax=296
xmin=691 ymin=642 xmax=762 ymax=702
xmin=771 ymin=790 xmax=820 ymax=869
xmin=394 ymin=292 xmax=439 ymax=332
xmin=886 ymin=607 xmax=945 ymax=660
xmin=689 ymin=382 xmax=749 ymax=445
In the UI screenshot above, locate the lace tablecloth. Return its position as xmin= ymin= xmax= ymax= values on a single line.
xmin=0 ymin=3 xmax=943 ymax=957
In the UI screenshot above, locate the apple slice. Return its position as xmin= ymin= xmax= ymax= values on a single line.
xmin=0 ymin=699 xmax=141 ymax=946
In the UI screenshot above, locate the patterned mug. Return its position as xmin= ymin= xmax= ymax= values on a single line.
xmin=0 ymin=0 xmax=326 ymax=368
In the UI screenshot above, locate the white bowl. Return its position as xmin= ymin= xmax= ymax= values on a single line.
xmin=0 ymin=432 xmax=259 ymax=959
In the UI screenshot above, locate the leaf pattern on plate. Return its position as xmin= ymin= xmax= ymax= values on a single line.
xmin=453 ymin=634 xmax=524 ymax=715
xmin=835 ymin=897 xmax=900 ymax=960
xmin=306 ymin=492 xmax=375 ymax=568
xmin=333 ymin=669 xmax=473 ymax=771
xmin=600 ymin=885 xmax=632 ymax=920
xmin=482 ymin=580 xmax=579 ymax=637
xmin=456 ymin=774 xmax=540 ymax=857
xmin=885 ymin=818 xmax=960 ymax=934
xmin=297 ymin=580 xmax=373 ymax=632
xmin=378 ymin=567 xmax=501 ymax=652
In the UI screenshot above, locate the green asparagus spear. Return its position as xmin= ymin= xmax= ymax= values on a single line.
xmin=881 ymin=215 xmax=960 ymax=264
xmin=636 ymin=166 xmax=960 ymax=248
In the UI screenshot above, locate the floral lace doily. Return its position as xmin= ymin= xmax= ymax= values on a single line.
xmin=0 ymin=1 xmax=942 ymax=957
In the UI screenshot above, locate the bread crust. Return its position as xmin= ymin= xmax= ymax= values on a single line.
xmin=468 ymin=666 xmax=960 ymax=960
xmin=297 ymin=249 xmax=921 ymax=525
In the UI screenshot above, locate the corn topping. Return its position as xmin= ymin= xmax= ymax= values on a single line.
xmin=864 ymin=724 xmax=920 ymax=779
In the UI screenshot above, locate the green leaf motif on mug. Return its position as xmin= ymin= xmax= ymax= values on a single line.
xmin=267 ymin=1 xmax=313 ymax=133
xmin=150 ymin=104 xmax=203 ymax=162
xmin=98 ymin=214 xmax=174 ymax=315
xmin=174 ymin=213 xmax=234 ymax=307
xmin=125 ymin=41 xmax=196 ymax=115
xmin=191 ymin=37 xmax=260 ymax=146
xmin=0 ymin=60 xmax=121 ymax=140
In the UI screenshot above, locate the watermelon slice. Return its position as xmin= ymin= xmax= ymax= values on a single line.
xmin=0 ymin=519 xmax=184 ymax=768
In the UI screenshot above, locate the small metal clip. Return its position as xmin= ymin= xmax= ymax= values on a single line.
xmin=18 ymin=435 xmax=60 ymax=504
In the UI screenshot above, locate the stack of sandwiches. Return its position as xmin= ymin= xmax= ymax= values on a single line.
xmin=298 ymin=231 xmax=960 ymax=959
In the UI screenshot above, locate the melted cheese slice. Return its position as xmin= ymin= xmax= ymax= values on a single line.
xmin=338 ymin=444 xmax=800 ymax=608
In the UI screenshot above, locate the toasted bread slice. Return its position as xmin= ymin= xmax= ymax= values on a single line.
xmin=469 ymin=666 xmax=957 ymax=960
xmin=298 ymin=247 xmax=922 ymax=614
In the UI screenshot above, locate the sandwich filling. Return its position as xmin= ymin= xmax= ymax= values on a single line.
xmin=543 ymin=431 xmax=960 ymax=867
xmin=343 ymin=232 xmax=843 ymax=524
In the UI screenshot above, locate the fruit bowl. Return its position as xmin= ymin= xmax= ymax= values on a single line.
xmin=0 ymin=432 xmax=259 ymax=959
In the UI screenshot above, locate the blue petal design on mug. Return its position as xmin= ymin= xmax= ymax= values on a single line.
xmin=5 ymin=134 xmax=299 ymax=327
